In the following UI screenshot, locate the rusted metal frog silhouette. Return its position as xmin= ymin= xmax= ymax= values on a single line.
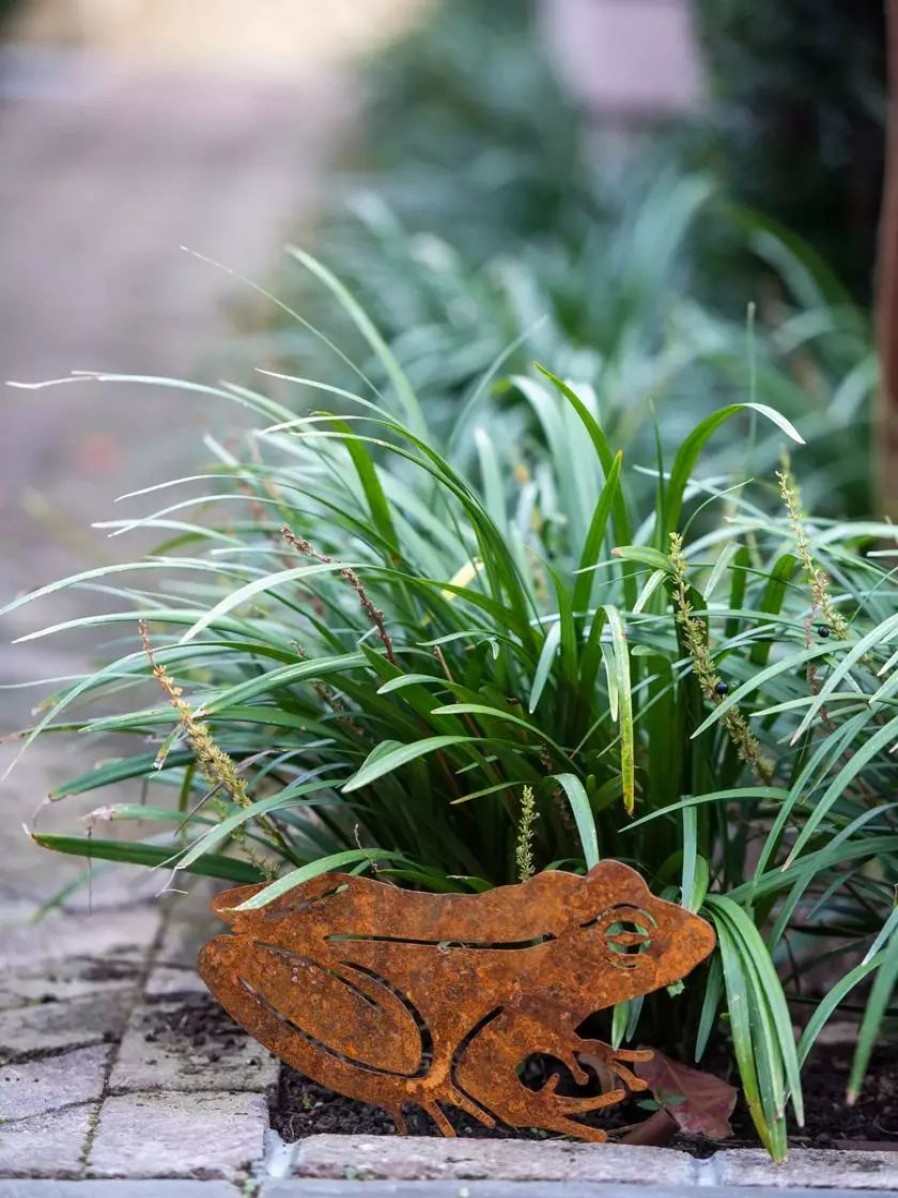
xmin=199 ymin=860 xmax=715 ymax=1140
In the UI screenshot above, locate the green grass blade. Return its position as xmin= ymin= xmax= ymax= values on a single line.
xmin=662 ymin=404 xmax=804 ymax=544
xmin=286 ymin=244 xmax=425 ymax=435
xmin=31 ymin=834 xmax=264 ymax=883
xmin=550 ymin=773 xmax=599 ymax=867
xmin=233 ymin=848 xmax=411 ymax=909
xmin=847 ymin=928 xmax=898 ymax=1103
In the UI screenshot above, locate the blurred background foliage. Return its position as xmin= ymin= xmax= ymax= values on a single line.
xmin=0 ymin=0 xmax=19 ymax=29
xmin=694 ymin=0 xmax=886 ymax=303
xmin=259 ymin=0 xmax=878 ymax=522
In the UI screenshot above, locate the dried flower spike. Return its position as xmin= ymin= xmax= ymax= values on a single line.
xmin=668 ymin=534 xmax=771 ymax=783
xmin=777 ymin=451 xmax=849 ymax=641
xmin=515 ymin=785 xmax=539 ymax=882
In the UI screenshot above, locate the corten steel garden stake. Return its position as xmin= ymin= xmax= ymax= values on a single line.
xmin=877 ymin=0 xmax=898 ymax=517
xmin=199 ymin=860 xmax=715 ymax=1140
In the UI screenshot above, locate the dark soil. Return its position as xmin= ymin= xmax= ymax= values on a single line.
xmin=795 ymin=1043 xmax=898 ymax=1147
xmin=147 ymin=994 xmax=265 ymax=1067
xmin=272 ymin=1040 xmax=898 ymax=1152
xmin=169 ymin=995 xmax=897 ymax=1151
xmin=694 ymin=1040 xmax=898 ymax=1152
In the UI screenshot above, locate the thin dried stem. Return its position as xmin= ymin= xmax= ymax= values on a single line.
xmin=139 ymin=621 xmax=279 ymax=878
xmin=281 ymin=525 xmax=397 ymax=665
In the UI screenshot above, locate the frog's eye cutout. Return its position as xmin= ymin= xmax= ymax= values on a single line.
xmin=582 ymin=904 xmax=656 ymax=968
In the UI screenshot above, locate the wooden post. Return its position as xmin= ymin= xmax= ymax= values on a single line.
xmin=876 ymin=0 xmax=898 ymax=517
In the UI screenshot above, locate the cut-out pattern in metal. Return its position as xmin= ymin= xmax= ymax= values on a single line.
xmin=198 ymin=860 xmax=716 ymax=1140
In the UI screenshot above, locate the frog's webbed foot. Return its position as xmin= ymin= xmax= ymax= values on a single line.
xmin=453 ymin=1011 xmax=648 ymax=1142
xmin=515 ymin=1070 xmax=627 ymax=1142
xmin=575 ymin=1040 xmax=653 ymax=1093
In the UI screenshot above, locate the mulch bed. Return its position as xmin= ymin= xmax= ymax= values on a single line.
xmin=165 ymin=995 xmax=897 ymax=1153
xmin=272 ymin=1030 xmax=898 ymax=1152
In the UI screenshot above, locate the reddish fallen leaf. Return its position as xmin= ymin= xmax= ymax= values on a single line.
xmin=621 ymin=1106 xmax=678 ymax=1147
xmin=635 ymin=1048 xmax=737 ymax=1140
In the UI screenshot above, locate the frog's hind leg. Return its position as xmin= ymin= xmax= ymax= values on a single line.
xmin=199 ymin=934 xmax=419 ymax=1130
xmin=418 ymin=1100 xmax=456 ymax=1137
xmin=453 ymin=1007 xmax=629 ymax=1142
xmin=400 ymin=1076 xmax=497 ymax=1136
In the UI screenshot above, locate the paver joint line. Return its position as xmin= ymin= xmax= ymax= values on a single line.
xmin=77 ymin=901 xmax=170 ymax=1174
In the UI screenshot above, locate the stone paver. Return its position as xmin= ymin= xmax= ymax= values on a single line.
xmin=263 ymin=1186 xmax=898 ymax=1198
xmin=0 ymin=1103 xmax=98 ymax=1178
xmin=714 ymin=1148 xmax=898 ymax=1191
xmin=0 ymin=954 xmax=142 ymax=1012
xmin=0 ymin=907 xmax=161 ymax=972
xmin=143 ymin=966 xmax=209 ymax=1000
xmin=0 ymin=1044 xmax=110 ymax=1121
xmin=152 ymin=881 xmax=223 ymax=973
xmin=86 ymin=1091 xmax=268 ymax=1180
xmin=0 ymin=1185 xmax=236 ymax=1197
xmin=110 ymin=998 xmax=277 ymax=1094
xmin=0 ymin=991 xmax=131 ymax=1064
xmin=290 ymin=1135 xmax=700 ymax=1184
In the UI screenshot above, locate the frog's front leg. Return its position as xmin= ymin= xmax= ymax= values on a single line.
xmin=453 ymin=1005 xmax=650 ymax=1141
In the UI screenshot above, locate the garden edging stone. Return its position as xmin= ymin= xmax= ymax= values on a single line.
xmin=262 ymin=1186 xmax=898 ymax=1198
xmin=0 ymin=1185 xmax=238 ymax=1197
xmin=714 ymin=1150 xmax=898 ymax=1191
xmin=282 ymin=1134 xmax=898 ymax=1190
xmin=3 ymin=1184 xmax=896 ymax=1198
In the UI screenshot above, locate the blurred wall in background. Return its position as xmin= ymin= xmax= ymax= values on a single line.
xmin=542 ymin=0 xmax=702 ymax=119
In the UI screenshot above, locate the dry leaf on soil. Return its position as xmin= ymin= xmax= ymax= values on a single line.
xmin=635 ymin=1048 xmax=737 ymax=1139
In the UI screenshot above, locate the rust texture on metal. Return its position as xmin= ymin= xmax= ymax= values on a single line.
xmin=198 ymin=860 xmax=716 ymax=1141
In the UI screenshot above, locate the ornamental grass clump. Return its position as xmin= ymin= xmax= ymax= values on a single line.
xmin=4 ymin=255 xmax=897 ymax=1159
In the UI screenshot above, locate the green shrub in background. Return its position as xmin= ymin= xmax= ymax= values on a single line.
xmin=255 ymin=0 xmax=876 ymax=520
xmin=347 ymin=0 xmax=592 ymax=259
xmin=693 ymin=0 xmax=886 ymax=303
xmin=7 ymin=257 xmax=897 ymax=1157
xmin=268 ymin=184 xmax=874 ymax=519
